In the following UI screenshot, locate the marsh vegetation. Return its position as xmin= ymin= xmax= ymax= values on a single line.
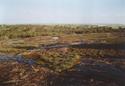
xmin=0 ymin=24 xmax=125 ymax=86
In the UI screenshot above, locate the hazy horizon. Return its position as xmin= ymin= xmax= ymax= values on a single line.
xmin=0 ymin=0 xmax=125 ymax=24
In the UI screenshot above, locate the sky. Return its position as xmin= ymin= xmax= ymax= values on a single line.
xmin=0 ymin=0 xmax=125 ymax=24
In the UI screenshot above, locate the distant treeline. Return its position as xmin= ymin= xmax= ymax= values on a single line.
xmin=0 ymin=25 xmax=125 ymax=39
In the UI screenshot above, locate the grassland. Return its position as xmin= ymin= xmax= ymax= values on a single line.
xmin=0 ymin=24 xmax=125 ymax=54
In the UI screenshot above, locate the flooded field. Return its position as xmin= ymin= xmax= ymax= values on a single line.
xmin=0 ymin=43 xmax=125 ymax=86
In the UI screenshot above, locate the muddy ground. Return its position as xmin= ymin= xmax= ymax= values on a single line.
xmin=0 ymin=57 xmax=125 ymax=86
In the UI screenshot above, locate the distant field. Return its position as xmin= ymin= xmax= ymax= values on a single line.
xmin=0 ymin=25 xmax=125 ymax=54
